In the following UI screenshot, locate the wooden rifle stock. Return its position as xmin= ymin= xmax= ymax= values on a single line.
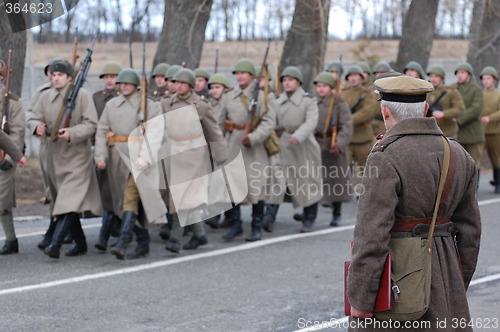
xmin=274 ymin=42 xmax=281 ymax=95
xmin=330 ymin=55 xmax=342 ymax=149
xmin=141 ymin=37 xmax=147 ymax=129
xmin=214 ymin=49 xmax=219 ymax=74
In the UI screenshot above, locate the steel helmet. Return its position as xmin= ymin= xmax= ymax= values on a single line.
xmin=99 ymin=62 xmax=122 ymax=78
xmin=232 ymin=58 xmax=257 ymax=76
xmin=172 ymin=68 xmax=196 ymax=87
xmin=208 ymin=73 xmax=231 ymax=89
xmin=116 ymin=68 xmax=140 ymax=86
xmin=152 ymin=63 xmax=170 ymax=77
xmin=280 ymin=66 xmax=303 ymax=83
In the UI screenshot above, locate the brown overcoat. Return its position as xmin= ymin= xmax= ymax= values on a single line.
xmin=0 ymin=90 xmax=24 ymax=211
xmin=93 ymin=88 xmax=120 ymax=118
xmin=426 ymin=86 xmax=465 ymax=139
xmin=348 ymin=118 xmax=480 ymax=331
xmin=340 ymin=86 xmax=376 ymax=143
xmin=315 ymin=93 xmax=353 ymax=202
xmin=28 ymin=87 xmax=102 ymax=217
xmin=482 ymin=88 xmax=500 ymax=134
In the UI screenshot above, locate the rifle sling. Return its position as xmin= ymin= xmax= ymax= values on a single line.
xmin=239 ymin=93 xmax=261 ymax=128
xmin=50 ymin=85 xmax=73 ymax=141
xmin=430 ymin=90 xmax=447 ymax=109
xmin=322 ymin=96 xmax=335 ymax=150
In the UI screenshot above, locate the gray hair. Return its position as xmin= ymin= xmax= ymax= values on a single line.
xmin=381 ymin=100 xmax=427 ymax=121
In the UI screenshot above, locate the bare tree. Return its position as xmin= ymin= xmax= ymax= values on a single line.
xmin=467 ymin=0 xmax=500 ymax=77
xmin=153 ymin=0 xmax=213 ymax=70
xmin=0 ymin=10 xmax=27 ymax=96
xmin=280 ymin=0 xmax=330 ymax=92
xmin=63 ymin=0 xmax=79 ymax=42
xmin=395 ymin=0 xmax=439 ymax=72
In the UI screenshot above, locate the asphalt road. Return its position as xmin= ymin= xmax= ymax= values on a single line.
xmin=1 ymin=174 xmax=499 ymax=332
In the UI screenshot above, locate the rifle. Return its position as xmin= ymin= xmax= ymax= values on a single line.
xmin=1 ymin=39 xmax=13 ymax=163
xmin=427 ymin=90 xmax=447 ymax=117
xmin=243 ymin=39 xmax=271 ymax=139
xmin=72 ymin=27 xmax=79 ymax=67
xmin=330 ymin=54 xmax=342 ymax=149
xmin=51 ymin=30 xmax=99 ymax=141
xmin=350 ymin=96 xmax=365 ymax=114
xmin=140 ymin=36 xmax=147 ymax=128
xmin=214 ymin=49 xmax=219 ymax=73
xmin=274 ymin=41 xmax=281 ymax=95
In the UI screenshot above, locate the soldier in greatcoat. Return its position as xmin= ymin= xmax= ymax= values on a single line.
xmin=194 ymin=68 xmax=211 ymax=99
xmin=348 ymin=75 xmax=481 ymax=331
xmin=426 ymin=65 xmax=465 ymax=139
xmin=150 ymin=63 xmax=170 ymax=101
xmin=219 ymin=58 xmax=275 ymax=241
xmin=92 ymin=62 xmax=123 ymax=252
xmin=270 ymin=66 xmax=323 ymax=233
xmin=28 ymin=60 xmax=102 ymax=259
xmin=313 ymin=72 xmax=353 ymax=226
xmin=0 ymin=61 xmax=26 ymax=255
xmin=0 ymin=131 xmax=26 ymax=166
xmin=480 ymin=66 xmax=500 ymax=193
xmin=95 ymin=68 xmax=166 ymax=259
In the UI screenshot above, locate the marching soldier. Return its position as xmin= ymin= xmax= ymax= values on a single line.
xmin=404 ymin=61 xmax=426 ymax=80
xmin=313 ymin=72 xmax=353 ymax=226
xmin=455 ymin=62 xmax=485 ymax=168
xmin=372 ymin=61 xmax=392 ymax=80
xmin=95 ymin=68 xmax=166 ymax=259
xmin=0 ymin=131 xmax=26 ymax=167
xmin=340 ymin=65 xmax=376 ymax=175
xmin=194 ymin=68 xmax=211 ymax=99
xmin=326 ymin=61 xmax=345 ymax=89
xmin=92 ymin=61 xmax=122 ymax=252
xmin=480 ymin=66 xmax=500 ymax=193
xmin=357 ymin=61 xmax=372 ymax=87
xmin=151 ymin=63 xmax=170 ymax=100
xmin=219 ymin=58 xmax=276 ymax=241
xmin=161 ymin=69 xmax=227 ymax=252
xmin=271 ymin=66 xmax=323 ymax=233
xmin=28 ymin=60 xmax=102 ymax=259
xmin=426 ymin=65 xmax=465 ymax=139
xmin=0 ymin=60 xmax=26 ymax=255
xmin=165 ymin=65 xmax=182 ymax=96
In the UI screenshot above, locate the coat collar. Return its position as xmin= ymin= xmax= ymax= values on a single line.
xmin=385 ymin=117 xmax=443 ymax=137
xmin=232 ymin=84 xmax=253 ymax=100
xmin=277 ymin=86 xmax=306 ymax=105
xmin=49 ymin=85 xmax=70 ymax=103
xmin=317 ymin=93 xmax=333 ymax=106
xmin=116 ymin=91 xmax=140 ymax=109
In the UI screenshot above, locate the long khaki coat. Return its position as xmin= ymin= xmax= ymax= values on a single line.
xmin=315 ymin=94 xmax=353 ymax=202
xmin=28 ymin=86 xmax=102 ymax=217
xmin=482 ymin=88 xmax=500 ymax=134
xmin=0 ymin=91 xmax=24 ymax=211
xmin=341 ymin=86 xmax=376 ymax=143
xmin=348 ymin=118 xmax=481 ymax=331
xmin=456 ymin=81 xmax=484 ymax=144
xmin=426 ymin=86 xmax=465 ymax=139
xmin=272 ymin=87 xmax=323 ymax=208
xmin=94 ymin=93 xmax=166 ymax=224
xmin=0 ymin=131 xmax=22 ymax=162
xmin=219 ymin=84 xmax=275 ymax=205
xmin=160 ymin=91 xmax=227 ymax=214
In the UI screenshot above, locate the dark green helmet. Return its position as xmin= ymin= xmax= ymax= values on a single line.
xmin=280 ymin=66 xmax=303 ymax=83
xmin=44 ymin=57 xmax=63 ymax=76
xmin=152 ymin=63 xmax=170 ymax=77
xmin=232 ymin=58 xmax=257 ymax=76
xmin=344 ymin=65 xmax=364 ymax=80
xmin=165 ymin=65 xmax=183 ymax=80
xmin=173 ymin=68 xmax=196 ymax=87
xmin=99 ymin=62 xmax=122 ymax=78
xmin=325 ymin=61 xmax=344 ymax=76
xmin=116 ymin=68 xmax=140 ymax=86
xmin=357 ymin=61 xmax=371 ymax=74
xmin=373 ymin=61 xmax=391 ymax=74
xmin=404 ymin=61 xmax=426 ymax=79
xmin=208 ymin=73 xmax=231 ymax=88
xmin=50 ymin=60 xmax=75 ymax=78
xmin=427 ymin=65 xmax=446 ymax=79
xmin=194 ymin=68 xmax=210 ymax=80
xmin=480 ymin=66 xmax=498 ymax=80
xmin=454 ymin=62 xmax=474 ymax=76
xmin=314 ymin=71 xmax=335 ymax=89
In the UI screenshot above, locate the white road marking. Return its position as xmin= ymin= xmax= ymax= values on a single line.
xmin=478 ymin=197 xmax=500 ymax=206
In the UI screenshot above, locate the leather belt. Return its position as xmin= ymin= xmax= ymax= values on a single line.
xmin=106 ymin=131 xmax=142 ymax=146
xmin=391 ymin=216 xmax=452 ymax=232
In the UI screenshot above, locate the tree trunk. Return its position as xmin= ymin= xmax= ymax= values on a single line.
xmin=279 ymin=0 xmax=330 ymax=92
xmin=395 ymin=0 xmax=439 ymax=72
xmin=467 ymin=0 xmax=500 ymax=79
xmin=0 ymin=10 xmax=27 ymax=96
xmin=153 ymin=0 xmax=213 ymax=70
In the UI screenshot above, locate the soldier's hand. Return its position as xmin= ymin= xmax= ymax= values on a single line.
xmin=96 ymin=160 xmax=106 ymax=170
xmin=36 ymin=124 xmax=47 ymax=136
xmin=329 ymin=145 xmax=341 ymax=155
xmin=135 ymin=157 xmax=149 ymax=170
xmin=432 ymin=110 xmax=445 ymax=119
xmin=288 ymin=137 xmax=299 ymax=145
xmin=58 ymin=128 xmax=70 ymax=141
xmin=482 ymin=116 xmax=490 ymax=124
xmin=242 ymin=136 xmax=252 ymax=148
xmin=350 ymin=306 xmax=373 ymax=319
xmin=17 ymin=156 xmax=27 ymax=167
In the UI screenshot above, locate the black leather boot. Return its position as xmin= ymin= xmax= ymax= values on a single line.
xmin=263 ymin=204 xmax=279 ymax=233
xmin=222 ymin=205 xmax=242 ymax=241
xmin=38 ymin=216 xmax=56 ymax=250
xmin=65 ymin=215 xmax=88 ymax=257
xmin=205 ymin=215 xmax=220 ymax=229
xmin=127 ymin=226 xmax=150 ymax=259
xmin=43 ymin=213 xmax=76 ymax=259
xmin=301 ymin=203 xmax=318 ymax=233
xmin=183 ymin=235 xmax=208 ymax=250
xmin=293 ymin=212 xmax=305 ymax=222
xmin=220 ymin=206 xmax=239 ymax=228
xmin=110 ymin=211 xmax=136 ymax=260
xmin=95 ymin=211 xmax=114 ymax=251
xmin=159 ymin=213 xmax=173 ymax=240
xmin=0 ymin=239 xmax=18 ymax=255
xmin=246 ymin=201 xmax=264 ymax=241
xmin=492 ymin=168 xmax=500 ymax=194
xmin=330 ymin=202 xmax=342 ymax=227
xmin=110 ymin=214 xmax=121 ymax=238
